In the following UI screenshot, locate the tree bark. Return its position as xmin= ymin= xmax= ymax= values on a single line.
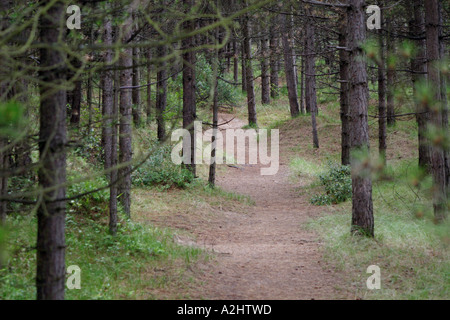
xmin=233 ymin=40 xmax=239 ymax=85
xmin=260 ymin=36 xmax=270 ymax=105
xmin=438 ymin=0 xmax=449 ymax=191
xmin=110 ymin=67 xmax=120 ymax=235
xmin=156 ymin=44 xmax=167 ymax=142
xmin=183 ymin=0 xmax=197 ymax=175
xmin=36 ymin=0 xmax=67 ymax=299
xmin=280 ymin=13 xmax=300 ymax=117
xmin=146 ymin=48 xmax=152 ymax=125
xmin=305 ymin=17 xmax=319 ymax=148
xmin=339 ymin=5 xmax=351 ymax=166
xmin=269 ymin=30 xmax=279 ymax=99
xmin=243 ymin=12 xmax=257 ymax=125
xmin=102 ymin=19 xmax=117 ymax=234
xmin=132 ymin=38 xmax=141 ymax=127
xmin=409 ymin=0 xmax=431 ymax=171
xmin=300 ymin=52 xmax=305 ymax=114
xmin=69 ymin=62 xmax=82 ymax=125
xmin=118 ymin=18 xmax=133 ymax=218
xmin=209 ymin=51 xmax=219 ymax=188
xmin=386 ymin=18 xmax=396 ymax=126
xmin=241 ymin=42 xmax=247 ymax=93
xmin=378 ymin=23 xmax=387 ymax=163
xmin=425 ymin=0 xmax=447 ymax=222
xmin=0 ymin=138 xmax=7 ymax=226
xmin=347 ymin=0 xmax=374 ymax=237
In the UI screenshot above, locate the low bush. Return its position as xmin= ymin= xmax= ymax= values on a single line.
xmin=310 ymin=162 xmax=352 ymax=205
xmin=132 ymin=144 xmax=194 ymax=189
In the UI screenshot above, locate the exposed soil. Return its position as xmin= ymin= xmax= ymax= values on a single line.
xmin=177 ymin=113 xmax=351 ymax=300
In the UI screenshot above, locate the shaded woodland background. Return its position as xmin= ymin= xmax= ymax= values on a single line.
xmin=0 ymin=0 xmax=448 ymax=300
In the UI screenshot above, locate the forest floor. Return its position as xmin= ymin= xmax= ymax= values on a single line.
xmin=140 ymin=112 xmax=351 ymax=299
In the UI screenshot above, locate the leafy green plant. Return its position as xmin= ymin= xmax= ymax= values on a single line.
xmin=73 ymin=130 xmax=103 ymax=164
xmin=310 ymin=162 xmax=352 ymax=205
xmin=67 ymin=174 xmax=109 ymax=218
xmin=132 ymin=144 xmax=194 ymax=189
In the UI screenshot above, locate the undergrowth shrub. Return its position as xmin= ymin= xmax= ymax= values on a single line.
xmin=310 ymin=162 xmax=352 ymax=205
xmin=132 ymin=144 xmax=194 ymax=189
xmin=67 ymin=174 xmax=110 ymax=218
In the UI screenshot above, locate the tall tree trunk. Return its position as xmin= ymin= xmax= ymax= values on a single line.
xmin=132 ymin=44 xmax=141 ymax=127
xmin=243 ymin=12 xmax=257 ymax=125
xmin=348 ymin=0 xmax=374 ymax=237
xmin=281 ymin=13 xmax=300 ymax=117
xmin=233 ymin=40 xmax=239 ymax=85
xmin=438 ymin=0 xmax=449 ymax=191
xmin=156 ymin=44 xmax=167 ymax=142
xmin=183 ymin=0 xmax=197 ymax=175
xmin=146 ymin=48 xmax=152 ymax=124
xmin=110 ymin=67 xmax=120 ymax=235
xmin=269 ymin=30 xmax=279 ymax=99
xmin=386 ymin=18 xmax=396 ymax=126
xmin=300 ymin=52 xmax=305 ymax=114
xmin=69 ymin=62 xmax=82 ymax=125
xmin=241 ymin=41 xmax=247 ymax=93
xmin=0 ymin=138 xmax=7 ymax=226
xmin=87 ymin=75 xmax=93 ymax=133
xmin=118 ymin=18 xmax=133 ymax=218
xmin=102 ymin=19 xmax=117 ymax=234
xmin=305 ymin=18 xmax=319 ymax=148
xmin=425 ymin=0 xmax=447 ymax=222
xmin=260 ymin=36 xmax=270 ymax=105
xmin=209 ymin=49 xmax=219 ymax=188
xmin=37 ymin=0 xmax=67 ymax=299
xmin=339 ymin=6 xmax=350 ymax=166
xmin=378 ymin=23 xmax=387 ymax=163
xmin=409 ymin=0 xmax=430 ymax=171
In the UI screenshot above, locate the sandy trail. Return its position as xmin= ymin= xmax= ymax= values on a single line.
xmin=188 ymin=113 xmax=348 ymax=300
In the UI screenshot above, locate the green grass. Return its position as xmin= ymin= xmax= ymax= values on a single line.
xmin=0 ymin=211 xmax=204 ymax=300
xmin=305 ymin=160 xmax=450 ymax=299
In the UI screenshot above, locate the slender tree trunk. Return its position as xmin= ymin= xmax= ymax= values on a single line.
xmin=132 ymin=44 xmax=141 ymax=127
xmin=410 ymin=0 xmax=431 ymax=171
xmin=0 ymin=138 xmax=7 ymax=226
xmin=300 ymin=52 xmax=305 ymax=114
xmin=37 ymin=0 xmax=67 ymax=299
xmin=156 ymin=44 xmax=167 ymax=142
xmin=425 ymin=0 xmax=447 ymax=222
xmin=386 ymin=18 xmax=396 ymax=126
xmin=110 ymin=67 xmax=120 ymax=235
xmin=146 ymin=48 xmax=152 ymax=124
xmin=233 ymin=40 xmax=239 ymax=85
xmin=208 ymin=54 xmax=219 ymax=187
xmin=87 ymin=75 xmax=93 ymax=133
xmin=243 ymin=12 xmax=257 ymax=125
xmin=280 ymin=13 xmax=299 ymax=117
xmin=339 ymin=7 xmax=351 ymax=166
xmin=226 ymin=43 xmax=231 ymax=73
xmin=110 ymin=63 xmax=120 ymax=235
xmin=183 ymin=0 xmax=197 ymax=175
xmin=70 ymin=63 xmax=82 ymax=125
xmin=348 ymin=0 xmax=374 ymax=237
xmin=241 ymin=42 xmax=247 ymax=93
xmin=118 ymin=19 xmax=133 ymax=218
xmin=378 ymin=25 xmax=387 ymax=163
xmin=438 ymin=0 xmax=449 ymax=191
xmin=260 ymin=36 xmax=270 ymax=105
xmin=269 ymin=30 xmax=279 ymax=99
xmin=305 ymin=18 xmax=319 ymax=148
xmin=102 ymin=19 xmax=117 ymax=234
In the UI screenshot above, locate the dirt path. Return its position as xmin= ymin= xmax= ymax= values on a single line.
xmin=186 ymin=113 xmax=349 ymax=300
